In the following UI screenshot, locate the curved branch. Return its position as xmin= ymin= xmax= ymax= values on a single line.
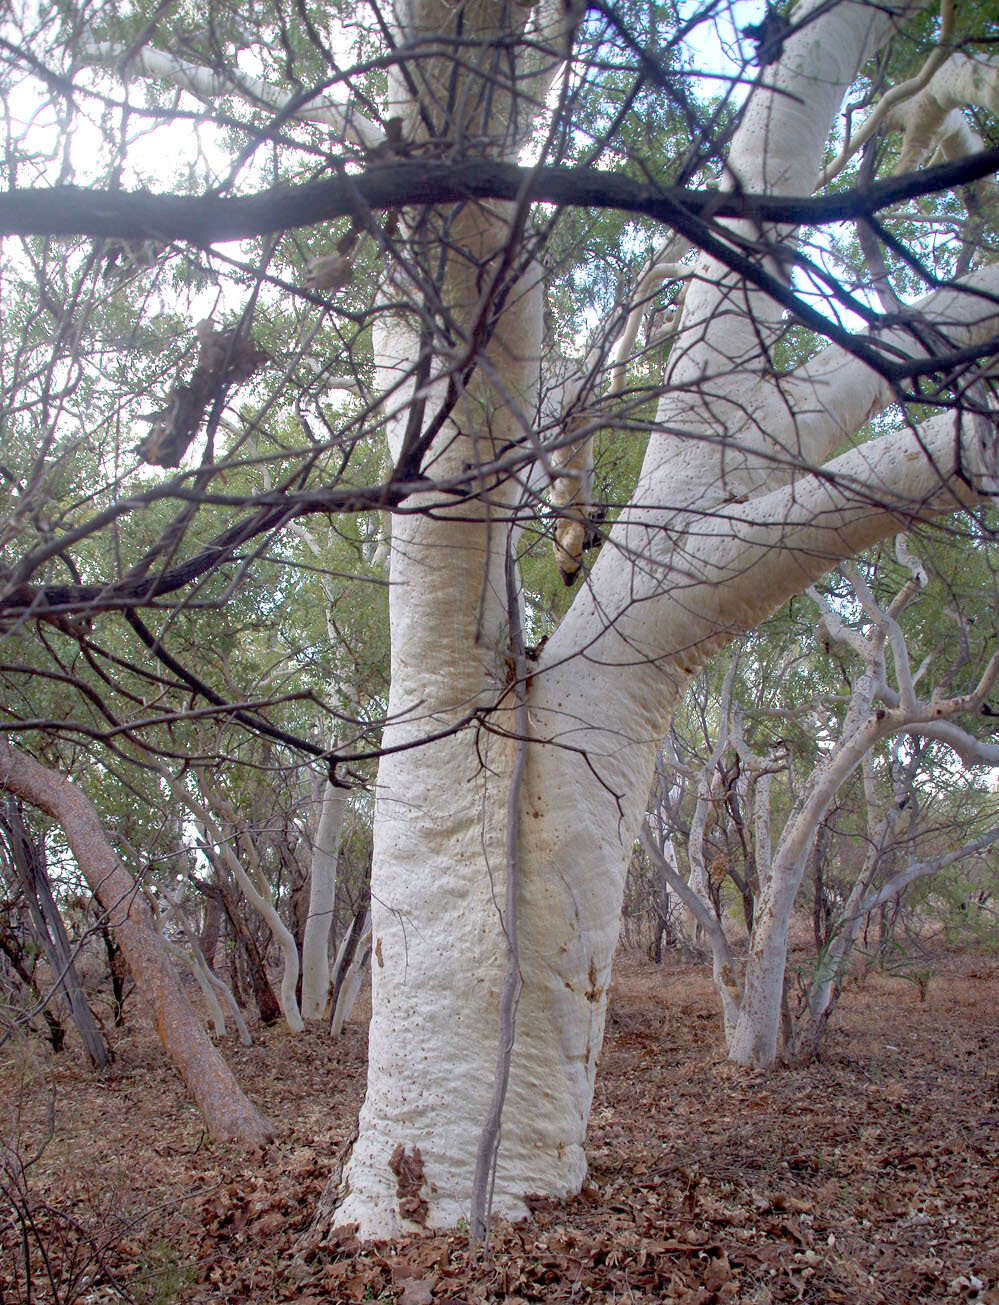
xmin=817 ymin=0 xmax=957 ymax=186
xmin=1 ymin=150 xmax=996 ymax=243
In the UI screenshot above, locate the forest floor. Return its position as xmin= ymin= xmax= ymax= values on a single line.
xmin=3 ymin=949 xmax=999 ymax=1305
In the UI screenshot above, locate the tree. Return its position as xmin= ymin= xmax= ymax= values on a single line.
xmin=645 ymin=538 xmax=999 ymax=1067
xmin=2 ymin=0 xmax=999 ymax=1238
xmin=0 ymin=799 xmax=110 ymax=1068
xmin=0 ymin=743 xmax=273 ymax=1143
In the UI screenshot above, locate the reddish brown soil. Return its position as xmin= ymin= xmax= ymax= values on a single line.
xmin=3 ymin=952 xmax=998 ymax=1304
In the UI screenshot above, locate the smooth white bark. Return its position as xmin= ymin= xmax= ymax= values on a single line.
xmin=337 ymin=294 xmax=553 ymax=1230
xmin=887 ymin=52 xmax=999 ymax=170
xmin=818 ymin=0 xmax=957 ymax=183
xmin=25 ymin=0 xmax=999 ymax=1235
xmin=728 ymin=557 xmax=999 ymax=1067
xmin=301 ymin=781 xmax=347 ymax=1021
xmin=729 ymin=704 xmax=891 ymax=1067
xmin=78 ymin=41 xmax=381 ymax=147
xmin=641 ymin=826 xmax=742 ymax=1041
xmin=328 ymin=0 xmax=594 ymax=1233
xmin=334 ymin=0 xmax=999 ymax=1231
xmin=643 ymin=0 xmax=925 ymax=514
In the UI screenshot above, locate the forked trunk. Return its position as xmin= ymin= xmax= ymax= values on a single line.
xmin=335 ymin=705 xmax=657 ymax=1233
xmin=324 ymin=0 xmax=997 ymax=1236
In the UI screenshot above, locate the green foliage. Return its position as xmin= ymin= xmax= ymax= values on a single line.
xmin=2 ymin=0 xmax=998 ymax=954
xmin=923 ymin=859 xmax=999 ymax=952
xmin=136 ymin=1238 xmax=197 ymax=1305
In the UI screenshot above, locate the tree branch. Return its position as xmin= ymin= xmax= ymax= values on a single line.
xmin=1 ymin=150 xmax=996 ymax=244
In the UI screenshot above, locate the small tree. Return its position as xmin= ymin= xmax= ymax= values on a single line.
xmin=646 ymin=539 xmax=999 ymax=1066
xmin=0 ymin=744 xmax=272 ymax=1144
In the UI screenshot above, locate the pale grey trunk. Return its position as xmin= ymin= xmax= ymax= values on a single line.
xmin=728 ymin=664 xmax=884 ymax=1067
xmin=330 ymin=907 xmax=370 ymax=1037
xmin=301 ymin=781 xmax=346 ymax=1020
xmin=172 ymin=775 xmax=306 ymax=1032
xmin=641 ymin=826 xmax=742 ymax=1041
xmin=162 ymin=884 xmax=252 ymax=1045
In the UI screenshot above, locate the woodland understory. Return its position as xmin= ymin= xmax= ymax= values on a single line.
xmin=3 ymin=951 xmax=998 ymax=1305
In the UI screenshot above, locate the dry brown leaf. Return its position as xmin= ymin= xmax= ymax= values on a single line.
xmin=398 ymin=1278 xmax=435 ymax=1305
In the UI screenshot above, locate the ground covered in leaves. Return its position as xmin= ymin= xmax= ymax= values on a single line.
xmin=3 ymin=950 xmax=998 ymax=1304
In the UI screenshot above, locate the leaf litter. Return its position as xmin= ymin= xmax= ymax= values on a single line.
xmin=2 ymin=951 xmax=997 ymax=1303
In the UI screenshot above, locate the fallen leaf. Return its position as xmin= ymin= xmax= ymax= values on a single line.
xmin=399 ymin=1278 xmax=435 ymax=1305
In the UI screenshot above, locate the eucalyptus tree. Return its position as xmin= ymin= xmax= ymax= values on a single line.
xmin=646 ymin=535 xmax=999 ymax=1067
xmin=0 ymin=741 xmax=274 ymax=1141
xmin=2 ymin=0 xmax=999 ymax=1238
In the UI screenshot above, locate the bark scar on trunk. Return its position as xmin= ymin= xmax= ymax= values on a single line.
xmin=585 ymin=957 xmax=602 ymax=1002
xmin=389 ymin=1143 xmax=428 ymax=1225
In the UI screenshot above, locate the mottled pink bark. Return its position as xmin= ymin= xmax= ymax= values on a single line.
xmin=0 ymin=742 xmax=272 ymax=1144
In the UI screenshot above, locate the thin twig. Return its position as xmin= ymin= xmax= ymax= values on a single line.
xmin=469 ymin=529 xmax=528 ymax=1247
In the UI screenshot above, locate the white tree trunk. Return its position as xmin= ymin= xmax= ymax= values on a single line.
xmin=729 ymin=563 xmax=999 ymax=1068
xmin=641 ymin=826 xmax=742 ymax=1041
xmin=13 ymin=0 xmax=999 ymax=1241
xmin=301 ymin=781 xmax=346 ymax=1020
xmin=330 ymin=0 xmax=999 ymax=1235
xmin=332 ymin=0 xmax=574 ymax=1232
xmin=803 ymin=753 xmax=893 ymax=1034
xmin=335 ymin=242 xmax=554 ymax=1233
xmin=728 ymin=625 xmax=898 ymax=1068
xmin=685 ymin=781 xmax=716 ymax=946
xmin=338 ymin=395 xmax=998 ymax=1233
xmin=169 ymin=937 xmax=228 ymax=1036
